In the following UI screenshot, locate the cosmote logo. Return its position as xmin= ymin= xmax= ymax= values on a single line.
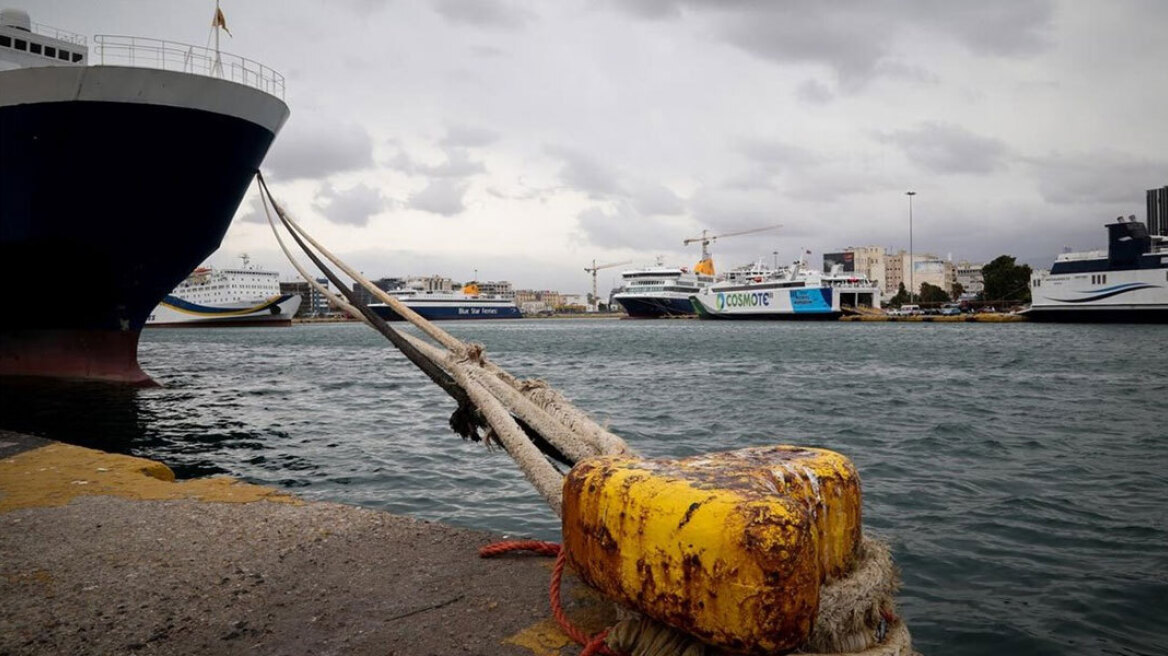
xmin=716 ymin=291 xmax=772 ymax=310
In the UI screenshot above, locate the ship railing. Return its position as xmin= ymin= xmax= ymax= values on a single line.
xmin=31 ymin=21 xmax=87 ymax=46
xmin=93 ymin=35 xmax=285 ymax=99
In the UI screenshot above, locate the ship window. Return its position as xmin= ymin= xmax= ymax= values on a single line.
xmin=0 ymin=36 xmax=10 ymax=48
xmin=29 ymin=42 xmax=41 ymax=55
xmin=58 ymin=49 xmax=70 ymax=60
xmin=14 ymin=38 xmax=26 ymax=51
xmin=44 ymin=46 xmax=56 ymax=58
xmin=72 ymin=52 xmax=83 ymax=62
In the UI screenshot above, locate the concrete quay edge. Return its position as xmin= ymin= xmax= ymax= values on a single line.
xmin=0 ymin=429 xmax=612 ymax=656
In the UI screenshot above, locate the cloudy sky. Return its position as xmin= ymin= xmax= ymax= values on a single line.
xmin=39 ymin=0 xmax=1168 ymax=292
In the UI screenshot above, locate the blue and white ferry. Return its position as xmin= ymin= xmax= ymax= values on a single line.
xmin=369 ymin=282 xmax=521 ymax=321
xmin=1025 ymin=216 xmax=1168 ymax=322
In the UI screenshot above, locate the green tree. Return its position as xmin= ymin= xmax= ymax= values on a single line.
xmin=982 ymin=255 xmax=1032 ymax=303
xmin=888 ymin=282 xmax=910 ymax=308
xmin=950 ymin=282 xmax=966 ymax=301
xmin=919 ymin=282 xmax=949 ymax=304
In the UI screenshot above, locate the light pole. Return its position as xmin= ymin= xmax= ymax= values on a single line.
xmin=906 ymin=191 xmax=916 ymax=302
xmin=773 ymin=250 xmax=778 ymax=269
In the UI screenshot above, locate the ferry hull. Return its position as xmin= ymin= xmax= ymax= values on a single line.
xmin=0 ymin=66 xmax=288 ymax=382
xmin=613 ymin=295 xmax=696 ymax=318
xmin=146 ymin=294 xmax=302 ymax=328
xmin=690 ymin=288 xmax=842 ymax=320
xmin=370 ymin=303 xmax=523 ymax=321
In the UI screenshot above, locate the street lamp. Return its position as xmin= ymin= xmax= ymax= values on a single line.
xmin=906 ymin=191 xmax=916 ymax=302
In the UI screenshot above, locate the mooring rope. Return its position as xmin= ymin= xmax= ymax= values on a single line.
xmin=257 ymin=172 xmax=911 ymax=655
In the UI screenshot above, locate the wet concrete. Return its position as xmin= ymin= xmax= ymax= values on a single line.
xmin=0 ymin=430 xmax=613 ymax=656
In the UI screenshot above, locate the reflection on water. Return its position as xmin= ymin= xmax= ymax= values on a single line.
xmin=2 ymin=320 xmax=1166 ymax=656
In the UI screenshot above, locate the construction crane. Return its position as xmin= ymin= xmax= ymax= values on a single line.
xmin=682 ymin=224 xmax=782 ymax=275
xmin=584 ymin=259 xmax=632 ymax=311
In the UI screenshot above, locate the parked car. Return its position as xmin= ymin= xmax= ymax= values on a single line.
xmin=939 ymin=304 xmax=961 ymax=316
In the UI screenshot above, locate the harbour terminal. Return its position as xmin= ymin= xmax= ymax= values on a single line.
xmin=2 ymin=5 xmax=1167 ymax=656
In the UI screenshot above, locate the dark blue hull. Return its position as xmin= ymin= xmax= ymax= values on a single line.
xmin=370 ymin=303 xmax=523 ymax=321
xmin=614 ymin=296 xmax=695 ymax=318
xmin=0 ymin=77 xmax=284 ymax=382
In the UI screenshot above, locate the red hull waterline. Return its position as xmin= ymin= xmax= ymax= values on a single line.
xmin=0 ymin=330 xmax=156 ymax=386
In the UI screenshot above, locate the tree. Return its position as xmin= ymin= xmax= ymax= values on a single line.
xmin=888 ymin=282 xmax=910 ymax=308
xmin=919 ymin=282 xmax=949 ymax=304
xmin=982 ymin=255 xmax=1032 ymax=304
xmin=950 ymin=282 xmax=966 ymax=302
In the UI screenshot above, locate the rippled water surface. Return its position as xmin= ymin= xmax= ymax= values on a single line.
xmin=3 ymin=319 xmax=1166 ymax=655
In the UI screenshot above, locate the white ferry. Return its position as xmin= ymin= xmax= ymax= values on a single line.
xmin=611 ymin=258 xmax=716 ymax=318
xmin=1025 ymin=216 xmax=1168 ymax=322
xmin=689 ymin=259 xmax=882 ymax=320
xmin=369 ymin=282 xmax=521 ymax=321
xmin=147 ymin=256 xmax=301 ymax=327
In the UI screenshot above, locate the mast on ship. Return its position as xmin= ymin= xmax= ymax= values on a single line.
xmin=210 ymin=0 xmax=230 ymax=77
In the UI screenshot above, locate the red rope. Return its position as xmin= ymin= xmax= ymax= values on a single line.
xmin=480 ymin=540 xmax=621 ymax=656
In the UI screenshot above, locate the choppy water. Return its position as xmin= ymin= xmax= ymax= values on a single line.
xmin=2 ymin=319 xmax=1166 ymax=655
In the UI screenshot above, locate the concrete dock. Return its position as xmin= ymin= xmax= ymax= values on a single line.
xmin=0 ymin=430 xmax=612 ymax=656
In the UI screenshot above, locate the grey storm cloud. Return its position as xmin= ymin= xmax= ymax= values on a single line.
xmin=736 ymin=139 xmax=820 ymax=170
xmin=544 ymin=145 xmax=623 ymax=199
xmin=609 ymin=0 xmax=1054 ymax=89
xmin=629 ymin=183 xmax=686 ymax=216
xmin=409 ymin=178 xmax=471 ymax=216
xmin=1028 ymin=151 xmax=1168 ymax=206
xmin=576 ymin=203 xmax=689 ymax=250
xmin=313 ymin=182 xmax=386 ymax=226
xmin=431 ymin=0 xmax=534 ymax=30
xmin=263 ymin=121 xmax=375 ymax=182
xmin=878 ymin=122 xmax=1010 ymax=175
xmin=236 ymin=196 xmax=268 ymax=225
xmin=441 ymin=125 xmax=501 ymax=149
xmin=389 ymin=147 xmax=487 ymax=178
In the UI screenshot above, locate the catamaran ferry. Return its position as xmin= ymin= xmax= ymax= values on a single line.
xmin=147 ymin=256 xmax=301 ymax=327
xmin=690 ymin=259 xmax=882 ymax=320
xmin=1025 ymin=215 xmax=1168 ymax=322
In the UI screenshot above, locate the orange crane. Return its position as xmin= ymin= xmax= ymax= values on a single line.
xmin=584 ymin=259 xmax=632 ymax=311
xmin=682 ymin=224 xmax=782 ymax=275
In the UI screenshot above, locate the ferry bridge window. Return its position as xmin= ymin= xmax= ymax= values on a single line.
xmin=14 ymin=38 xmax=26 ymax=50
xmin=44 ymin=46 xmax=56 ymax=58
xmin=0 ymin=35 xmax=10 ymax=48
xmin=29 ymin=42 xmax=41 ymax=55
xmin=72 ymin=52 xmax=83 ymax=62
xmin=58 ymin=49 xmax=70 ymax=60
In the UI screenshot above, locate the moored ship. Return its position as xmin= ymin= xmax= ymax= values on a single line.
xmin=0 ymin=8 xmax=288 ymax=383
xmin=1025 ymin=212 xmax=1168 ymax=323
xmin=147 ymin=256 xmax=301 ymax=327
xmin=690 ymin=259 xmax=882 ymax=320
xmin=369 ymin=282 xmax=522 ymax=321
xmin=611 ymin=260 xmax=715 ymax=318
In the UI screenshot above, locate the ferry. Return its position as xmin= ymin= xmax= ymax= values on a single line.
xmin=1025 ymin=215 xmax=1168 ymax=322
xmin=147 ymin=256 xmax=301 ymax=327
xmin=369 ymin=282 xmax=522 ymax=321
xmin=611 ymin=259 xmax=716 ymax=318
xmin=689 ymin=259 xmax=882 ymax=320
xmin=0 ymin=8 xmax=287 ymax=382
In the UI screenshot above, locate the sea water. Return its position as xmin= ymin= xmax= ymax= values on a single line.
xmin=2 ymin=319 xmax=1165 ymax=655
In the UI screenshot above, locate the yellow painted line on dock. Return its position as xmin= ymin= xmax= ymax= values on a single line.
xmin=0 ymin=442 xmax=298 ymax=513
